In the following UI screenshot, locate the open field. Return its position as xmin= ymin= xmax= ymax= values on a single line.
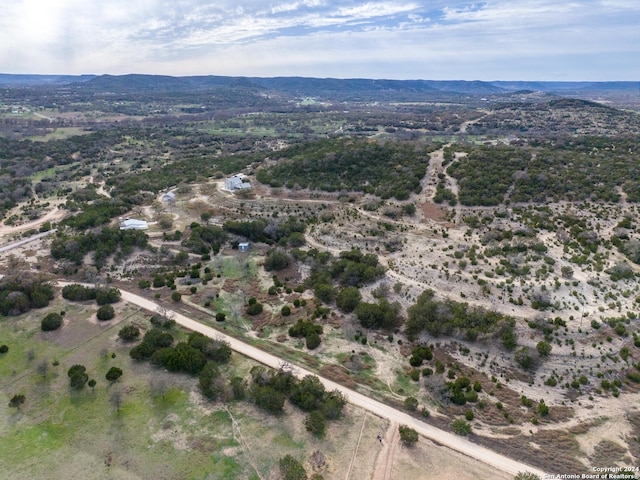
xmin=0 ymin=295 xmax=516 ymax=480
xmin=3 ymin=79 xmax=640 ymax=479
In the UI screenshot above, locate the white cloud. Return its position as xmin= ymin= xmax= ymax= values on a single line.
xmin=0 ymin=0 xmax=638 ymax=80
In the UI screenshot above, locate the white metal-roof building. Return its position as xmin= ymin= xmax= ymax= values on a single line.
xmin=225 ymin=175 xmax=251 ymax=191
xmin=119 ymin=219 xmax=149 ymax=230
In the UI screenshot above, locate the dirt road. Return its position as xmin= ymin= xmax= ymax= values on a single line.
xmin=0 ymin=229 xmax=57 ymax=253
xmin=69 ymin=283 xmax=545 ymax=478
xmin=0 ymin=207 xmax=65 ymax=238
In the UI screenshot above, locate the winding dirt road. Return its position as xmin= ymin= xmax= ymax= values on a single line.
xmin=69 ymin=284 xmax=545 ymax=478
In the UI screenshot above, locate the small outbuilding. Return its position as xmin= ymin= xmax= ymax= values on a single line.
xmin=238 ymin=242 xmax=250 ymax=252
xmin=162 ymin=191 xmax=176 ymax=203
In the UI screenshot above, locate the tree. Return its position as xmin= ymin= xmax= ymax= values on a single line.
xmin=88 ymin=379 xmax=97 ymax=391
xmin=560 ymin=266 xmax=574 ymax=279
xmin=41 ymin=312 xmax=63 ymax=331
xmin=313 ymin=283 xmax=335 ymax=303
xmin=536 ymin=340 xmax=552 ymax=357
xmin=95 ymin=287 xmax=121 ymax=305
xmin=68 ymin=364 xmax=89 ymax=389
xmin=110 ymin=389 xmax=123 ymax=413
xmin=398 ymin=425 xmax=419 ymax=445
xmin=264 ymin=249 xmax=290 ymax=271
xmin=253 ymin=385 xmax=285 ymax=414
xmin=246 ymin=302 xmax=263 ymax=315
xmin=0 ymin=344 xmax=8 ymax=354
xmin=37 ymin=359 xmax=49 ymax=379
xmin=305 ymin=410 xmax=326 ymax=436
xmin=404 ymin=396 xmax=418 ymax=411
xmin=515 ymin=347 xmax=536 ymax=370
xmin=281 ymin=305 xmax=291 ymax=316
xmin=306 ymin=332 xmax=321 ymax=350
xmin=279 ymin=455 xmax=307 ymax=480
xmin=96 ymin=304 xmax=115 ymax=321
xmin=336 ymin=286 xmax=361 ymax=313
xmin=106 ymin=367 xmax=123 ymax=383
xmin=118 ymin=325 xmax=140 ymax=341
xmin=9 ymin=394 xmax=25 ymax=410
xmin=452 ymin=418 xmax=472 ymax=436
xmin=229 ymin=376 xmax=247 ymax=400
xmin=215 ymin=312 xmax=226 ymax=322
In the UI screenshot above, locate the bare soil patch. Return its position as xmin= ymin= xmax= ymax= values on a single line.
xmin=420 ymin=202 xmax=448 ymax=223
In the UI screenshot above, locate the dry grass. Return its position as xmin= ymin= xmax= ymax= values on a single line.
xmin=590 ymin=439 xmax=628 ymax=467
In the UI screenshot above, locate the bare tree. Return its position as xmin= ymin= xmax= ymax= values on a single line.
xmin=37 ymin=359 xmax=49 ymax=379
xmin=109 ymin=389 xmax=123 ymax=413
xmin=149 ymin=377 xmax=168 ymax=400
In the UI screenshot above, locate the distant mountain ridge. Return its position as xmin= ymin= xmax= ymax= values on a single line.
xmin=1 ymin=73 xmax=638 ymax=98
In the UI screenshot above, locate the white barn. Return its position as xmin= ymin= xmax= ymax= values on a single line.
xmin=119 ymin=219 xmax=148 ymax=230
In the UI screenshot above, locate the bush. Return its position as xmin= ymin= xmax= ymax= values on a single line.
xmin=215 ymin=312 xmax=226 ymax=322
xmin=452 ymin=418 xmax=472 ymax=436
xmin=246 ymin=302 xmax=263 ymax=316
xmin=171 ymin=291 xmax=182 ymax=302
xmin=536 ymin=341 xmax=552 ymax=357
xmin=336 ymin=286 xmax=362 ymax=313
xmin=96 ymin=305 xmax=115 ymax=321
xmin=538 ymin=400 xmax=550 ymax=417
xmin=465 ymin=410 xmax=474 ymax=421
xmin=67 ymin=364 xmax=88 ymax=389
xmin=105 ymin=367 xmax=123 ymax=382
xmin=279 ymin=455 xmax=307 ymax=480
xmin=118 ymin=325 xmax=140 ymax=341
xmin=306 ymin=332 xmax=321 ymax=350
xmin=95 ymin=288 xmax=121 ymax=305
xmin=515 ymin=473 xmax=542 ymax=480
xmin=61 ymin=284 xmax=97 ymax=301
xmin=0 ymin=344 xmax=8 ymax=354
xmin=264 ymin=249 xmax=290 ymax=271
xmin=281 ymin=305 xmax=291 ymax=316
xmin=515 ymin=347 xmax=536 ymax=370
xmin=41 ymin=312 xmax=63 ymax=331
xmin=404 ymin=396 xmax=418 ymax=411
xmin=305 ymin=410 xmax=326 ymax=436
xmin=398 ymin=425 xmax=419 ymax=445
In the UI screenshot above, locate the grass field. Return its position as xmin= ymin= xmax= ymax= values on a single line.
xmin=27 ymin=127 xmax=90 ymax=142
xmin=0 ymin=296 xmax=393 ymax=480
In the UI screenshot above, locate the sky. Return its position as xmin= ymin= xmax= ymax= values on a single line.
xmin=1 ymin=0 xmax=639 ymax=81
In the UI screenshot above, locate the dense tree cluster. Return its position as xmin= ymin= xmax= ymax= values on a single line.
xmin=51 ymin=227 xmax=148 ymax=269
xmin=181 ymin=224 xmax=227 ymax=255
xmin=302 ymin=248 xmax=385 ymax=309
xmin=448 ymin=137 xmax=640 ymax=206
xmin=249 ymin=367 xmax=346 ymax=432
xmin=129 ymin=328 xmax=175 ymax=360
xmin=354 ymin=299 xmax=402 ymax=329
xmin=288 ymin=319 xmax=324 ymax=349
xmin=257 ymin=137 xmax=432 ymax=200
xmin=67 ymin=364 xmax=89 ymax=389
xmin=406 ymin=289 xmax=517 ymax=347
xmin=0 ymin=274 xmax=54 ymax=316
xmin=223 ymin=216 xmax=305 ymax=245
xmin=61 ymin=284 xmax=97 ymax=301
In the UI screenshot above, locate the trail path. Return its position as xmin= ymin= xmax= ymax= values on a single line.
xmin=0 ymin=229 xmax=57 ymax=253
xmin=372 ymin=422 xmax=398 ymax=480
xmin=61 ymin=282 xmax=546 ymax=478
xmin=0 ymin=207 xmax=65 ymax=237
